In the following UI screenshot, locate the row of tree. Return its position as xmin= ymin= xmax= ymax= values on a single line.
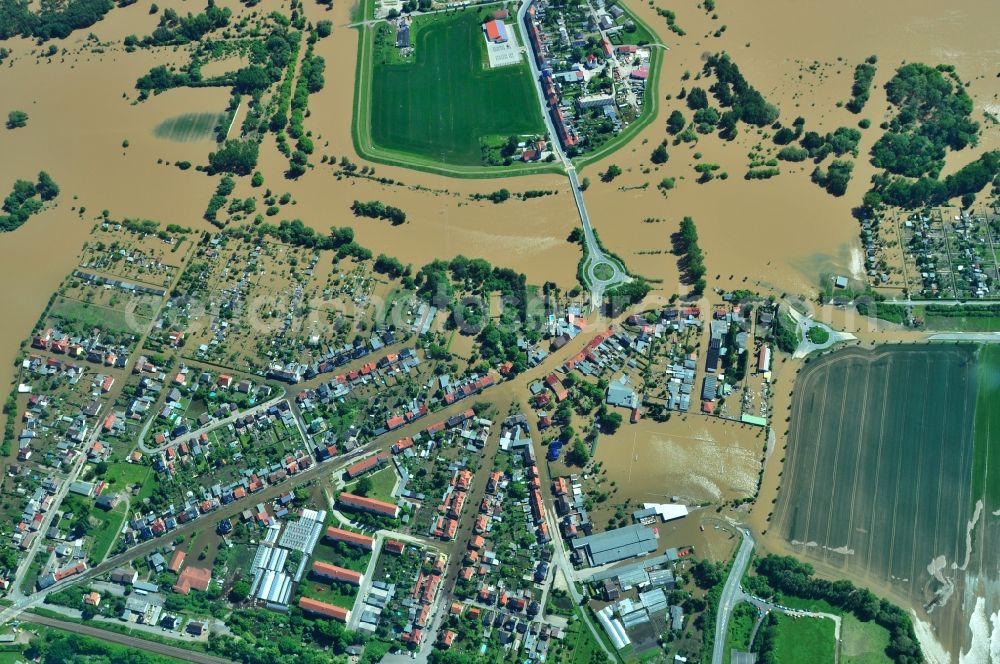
xmin=351 ymin=200 xmax=406 ymax=225
xmin=866 ymin=150 xmax=999 ymax=209
xmin=672 ymin=216 xmax=706 ymax=295
xmin=846 ymin=55 xmax=878 ymax=113
xmin=137 ymin=1 xmax=231 ymax=46
xmin=753 ymin=555 xmax=923 ymax=663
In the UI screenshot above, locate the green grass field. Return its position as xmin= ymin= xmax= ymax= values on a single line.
xmin=553 ymin=606 xmax=613 ymax=664
xmin=974 ymin=345 xmax=1000 ymax=510
xmin=367 ymin=10 xmax=543 ymax=167
xmin=62 ymin=494 xmax=126 ymax=564
xmin=344 ymin=467 xmax=397 ymax=503
xmin=772 ymin=614 xmax=835 ymax=664
xmin=776 ymin=597 xmax=891 ymax=664
xmin=100 ymin=462 xmax=154 ymax=502
xmin=924 ymin=315 xmax=1000 ymax=331
xmin=47 ymin=295 xmax=152 ymax=338
xmin=0 ymin=649 xmax=25 ymax=664
xmin=841 ymin=614 xmax=891 ymax=664
xmin=299 ymin=580 xmax=358 ymax=609
xmin=154 ymin=113 xmax=225 ymax=142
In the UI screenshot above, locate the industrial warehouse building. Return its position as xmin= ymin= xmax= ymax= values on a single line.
xmin=572 ymin=523 xmax=657 ymax=566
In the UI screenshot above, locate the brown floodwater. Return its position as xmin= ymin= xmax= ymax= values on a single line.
xmin=1 ymin=0 xmax=998 ymax=658
xmin=592 ymin=416 xmax=765 ymax=505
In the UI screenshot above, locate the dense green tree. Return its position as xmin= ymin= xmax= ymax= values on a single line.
xmin=686 ymin=86 xmax=708 ymax=110
xmin=208 ymin=139 xmax=259 ymax=176
xmin=566 ymin=439 xmax=591 ymax=466
xmin=596 ymin=407 xmax=623 ymax=434
xmin=355 ymin=476 xmax=373 ymax=496
xmin=35 ymin=171 xmax=59 ymax=201
xmin=6 ymin=110 xmax=28 ymax=129
xmin=601 ymin=164 xmax=622 ymax=182
xmin=811 ymin=159 xmax=854 ymax=196
xmin=773 ymin=126 xmax=796 ymax=145
xmin=666 ymin=109 xmax=686 ymax=134
xmin=650 ymin=141 xmax=669 ymax=164
xmin=703 ymin=52 xmax=779 ymax=125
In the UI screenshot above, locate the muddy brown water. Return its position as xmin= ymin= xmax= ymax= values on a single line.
xmin=1 ymin=0 xmax=999 ymax=658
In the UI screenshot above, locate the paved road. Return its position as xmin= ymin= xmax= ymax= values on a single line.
xmin=516 ymin=0 xmax=627 ymax=307
xmin=711 ymin=528 xmax=755 ymax=664
xmin=926 ymin=332 xmax=1000 ymax=343
xmin=346 ymin=0 xmax=507 ymax=27
xmin=23 ymin=613 xmax=236 ymax=664
xmin=881 ymin=298 xmax=1000 ymax=307
xmin=788 ymin=307 xmax=857 ymax=358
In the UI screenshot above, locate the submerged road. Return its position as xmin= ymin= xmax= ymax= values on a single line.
xmin=516 ymin=0 xmax=627 ymax=307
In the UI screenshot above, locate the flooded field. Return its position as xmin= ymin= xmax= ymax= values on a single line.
xmin=767 ymin=345 xmax=998 ymax=662
xmin=1 ymin=0 xmax=999 ymax=658
xmin=592 ymin=416 xmax=765 ymax=505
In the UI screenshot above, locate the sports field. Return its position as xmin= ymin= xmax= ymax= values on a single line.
xmin=368 ymin=11 xmax=544 ymax=167
xmin=774 ymin=346 xmax=979 ymax=605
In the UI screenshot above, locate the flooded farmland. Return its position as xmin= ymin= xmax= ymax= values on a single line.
xmin=1 ymin=0 xmax=999 ymax=660
xmin=591 ymin=417 xmax=764 ymax=506
xmin=765 ymin=346 xmax=998 ymax=662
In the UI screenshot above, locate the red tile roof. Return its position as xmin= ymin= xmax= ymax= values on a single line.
xmin=298 ymin=597 xmax=349 ymax=622
xmin=325 ymin=526 xmax=374 ymax=551
xmin=312 ymin=561 xmax=363 ymax=585
xmin=338 ymin=492 xmax=399 ymax=518
xmin=168 ymin=549 xmax=185 ymax=573
xmin=345 ymin=452 xmax=389 ymax=479
xmin=173 ymin=566 xmax=211 ymax=594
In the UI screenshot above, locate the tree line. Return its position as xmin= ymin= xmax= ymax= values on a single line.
xmin=0 ymin=0 xmax=113 ymax=41
xmin=846 ymin=56 xmax=877 ymax=113
xmin=752 ymin=555 xmax=923 ymax=663
xmin=671 ymin=216 xmax=706 ymax=295
xmin=866 ymin=149 xmax=999 ymax=209
xmin=134 ymin=1 xmax=231 ymax=46
xmin=351 ymin=200 xmax=406 ymax=225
